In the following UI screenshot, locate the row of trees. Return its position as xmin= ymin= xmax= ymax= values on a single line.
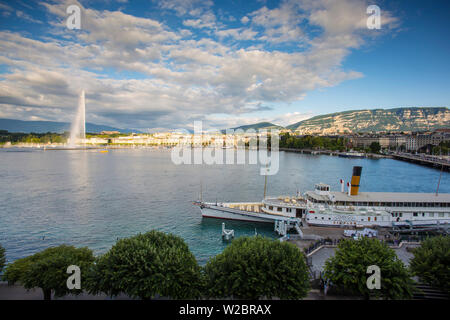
xmin=324 ymin=236 xmax=450 ymax=298
xmin=278 ymin=133 xmax=348 ymax=151
xmin=0 ymin=131 xmax=67 ymax=144
xmin=1 ymin=232 xmax=309 ymax=300
xmin=0 ymin=233 xmax=448 ymax=300
xmin=432 ymin=141 xmax=450 ymax=156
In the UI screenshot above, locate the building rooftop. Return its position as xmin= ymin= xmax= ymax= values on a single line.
xmin=305 ymin=191 xmax=450 ymax=203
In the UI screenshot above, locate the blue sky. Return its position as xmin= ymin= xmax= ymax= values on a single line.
xmin=0 ymin=0 xmax=449 ymax=131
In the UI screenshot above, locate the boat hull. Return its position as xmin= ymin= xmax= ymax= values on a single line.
xmin=200 ymin=206 xmax=273 ymax=223
xmin=306 ymin=212 xmax=450 ymax=228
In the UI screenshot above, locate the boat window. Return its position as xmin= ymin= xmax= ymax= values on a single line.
xmin=439 ymin=213 xmax=444 ymax=217
xmin=413 ymin=213 xmax=418 ymax=217
xmin=399 ymin=213 xmax=403 ymax=217
xmin=368 ymin=217 xmax=370 ymax=221
xmin=277 ymin=207 xmax=282 ymax=212
xmin=269 ymin=206 xmax=273 ymax=210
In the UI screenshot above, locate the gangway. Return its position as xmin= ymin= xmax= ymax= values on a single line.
xmin=275 ymin=220 xmax=303 ymax=239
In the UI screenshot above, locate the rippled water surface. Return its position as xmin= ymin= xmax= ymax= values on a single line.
xmin=0 ymin=148 xmax=448 ymax=264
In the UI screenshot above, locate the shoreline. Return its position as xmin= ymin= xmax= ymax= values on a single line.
xmin=3 ymin=143 xmax=449 ymax=171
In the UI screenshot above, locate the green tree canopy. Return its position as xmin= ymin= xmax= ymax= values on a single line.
xmin=87 ymin=230 xmax=203 ymax=299
xmin=4 ymin=245 xmax=94 ymax=300
xmin=410 ymin=236 xmax=450 ymax=294
xmin=278 ymin=133 xmax=346 ymax=151
xmin=204 ymin=236 xmax=310 ymax=299
xmin=0 ymin=244 xmax=5 ymax=275
xmin=324 ymin=238 xmax=414 ymax=299
xmin=369 ymin=141 xmax=381 ymax=153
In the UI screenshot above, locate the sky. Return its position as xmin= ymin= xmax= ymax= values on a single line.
xmin=0 ymin=0 xmax=449 ymax=132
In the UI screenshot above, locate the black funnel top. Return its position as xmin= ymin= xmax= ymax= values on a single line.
xmin=352 ymin=166 xmax=362 ymax=176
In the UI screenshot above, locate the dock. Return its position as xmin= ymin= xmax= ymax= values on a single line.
xmin=279 ymin=148 xmax=339 ymax=156
xmin=392 ymin=153 xmax=450 ymax=171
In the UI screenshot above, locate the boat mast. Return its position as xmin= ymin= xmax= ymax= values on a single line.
xmin=263 ymin=175 xmax=267 ymax=199
xmin=263 ymin=165 xmax=268 ymax=199
xmin=436 ymin=163 xmax=443 ymax=196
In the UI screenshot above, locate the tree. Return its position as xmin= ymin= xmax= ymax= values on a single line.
xmin=369 ymin=141 xmax=381 ymax=153
xmin=4 ymin=245 xmax=94 ymax=300
xmin=204 ymin=236 xmax=310 ymax=299
xmin=87 ymin=230 xmax=203 ymax=299
xmin=324 ymin=238 xmax=414 ymax=299
xmin=0 ymin=244 xmax=5 ymax=275
xmin=410 ymin=236 xmax=450 ymax=294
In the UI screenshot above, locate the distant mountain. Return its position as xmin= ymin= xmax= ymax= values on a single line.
xmin=286 ymin=107 xmax=450 ymax=134
xmin=230 ymin=122 xmax=284 ymax=131
xmin=0 ymin=118 xmax=138 ymax=133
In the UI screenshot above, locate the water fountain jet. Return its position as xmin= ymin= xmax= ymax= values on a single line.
xmin=68 ymin=90 xmax=86 ymax=147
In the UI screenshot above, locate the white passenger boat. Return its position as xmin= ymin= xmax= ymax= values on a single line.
xmin=194 ymin=166 xmax=450 ymax=228
xmin=304 ymin=166 xmax=450 ymax=227
xmin=193 ymin=196 xmax=306 ymax=224
xmin=338 ymin=151 xmax=365 ymax=158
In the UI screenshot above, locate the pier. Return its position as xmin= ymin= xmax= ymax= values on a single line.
xmin=278 ymin=148 xmax=339 ymax=156
xmin=392 ymin=153 xmax=450 ymax=171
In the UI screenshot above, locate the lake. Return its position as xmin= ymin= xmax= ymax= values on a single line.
xmin=0 ymin=148 xmax=448 ymax=264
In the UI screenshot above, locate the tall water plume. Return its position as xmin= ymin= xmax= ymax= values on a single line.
xmin=69 ymin=90 xmax=86 ymax=147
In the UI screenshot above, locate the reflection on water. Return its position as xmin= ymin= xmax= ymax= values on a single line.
xmin=0 ymin=148 xmax=448 ymax=265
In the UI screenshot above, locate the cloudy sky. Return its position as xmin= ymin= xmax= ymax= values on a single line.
xmin=0 ymin=0 xmax=449 ymax=131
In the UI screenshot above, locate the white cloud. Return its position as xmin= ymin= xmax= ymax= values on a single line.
xmin=16 ymin=10 xmax=43 ymax=24
xmin=215 ymin=28 xmax=258 ymax=41
xmin=0 ymin=0 xmax=399 ymax=130
xmin=183 ymin=12 xmax=217 ymax=29
xmin=157 ymin=0 xmax=213 ymax=17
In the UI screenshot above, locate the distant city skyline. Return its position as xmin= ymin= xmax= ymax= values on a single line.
xmin=0 ymin=0 xmax=449 ymax=131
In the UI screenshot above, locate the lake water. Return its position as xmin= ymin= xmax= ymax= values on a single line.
xmin=0 ymin=148 xmax=448 ymax=265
